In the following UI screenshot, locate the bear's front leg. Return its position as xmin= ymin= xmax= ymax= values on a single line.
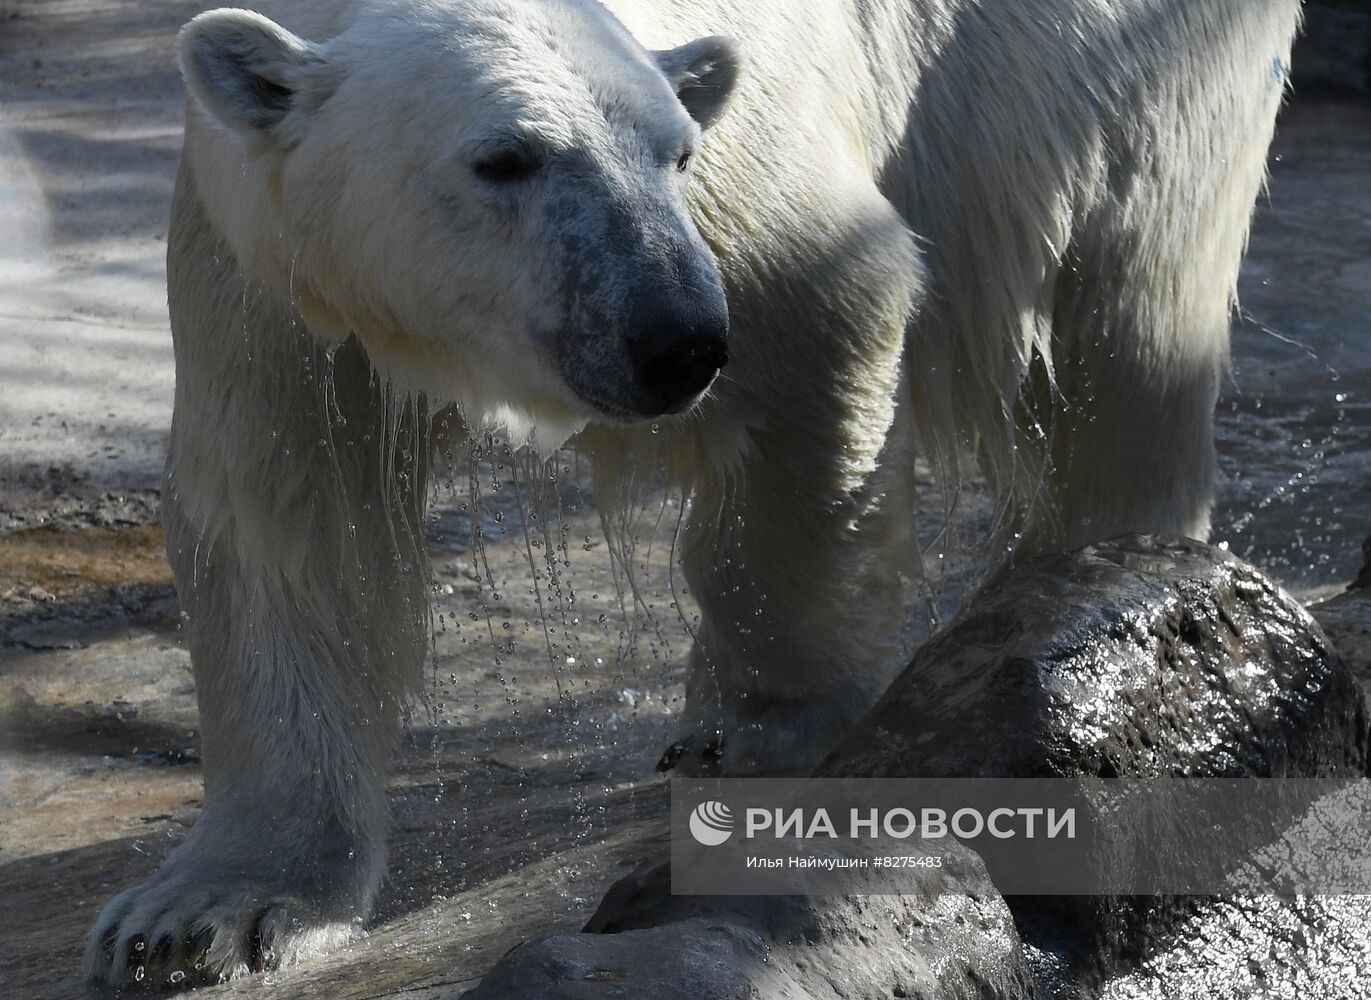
xmin=84 ymin=181 xmax=431 ymax=988
xmin=661 ymin=181 xmax=926 ymax=776
xmin=663 ymin=389 xmax=921 ymax=776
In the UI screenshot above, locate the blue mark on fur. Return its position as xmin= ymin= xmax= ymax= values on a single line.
xmin=1271 ymin=52 xmax=1287 ymax=88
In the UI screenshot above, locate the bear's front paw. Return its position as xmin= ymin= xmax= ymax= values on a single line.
xmin=85 ymin=869 xmax=357 ymax=989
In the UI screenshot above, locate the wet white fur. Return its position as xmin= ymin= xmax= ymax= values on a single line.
xmin=86 ymin=0 xmax=1301 ymax=986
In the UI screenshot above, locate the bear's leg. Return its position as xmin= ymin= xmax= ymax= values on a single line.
xmin=659 ymin=183 xmax=925 ymax=775
xmin=1018 ymin=44 xmax=1291 ymax=556
xmin=85 ymin=175 xmax=430 ymax=988
xmin=1021 ymin=313 xmax=1224 ymax=555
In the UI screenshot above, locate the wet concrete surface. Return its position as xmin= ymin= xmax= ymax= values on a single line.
xmin=2 ymin=1 xmax=1370 ymax=997
xmin=1 ymin=484 xmax=693 ymax=999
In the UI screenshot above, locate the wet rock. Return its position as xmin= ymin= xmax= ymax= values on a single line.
xmin=1352 ymin=534 xmax=1371 ymax=591
xmin=466 ymin=856 xmax=1034 ymax=1000
xmin=1311 ymin=536 xmax=1371 ymax=706
xmin=462 ymin=918 xmax=772 ymax=999
xmin=819 ymin=534 xmax=1366 ymax=782
xmin=818 ymin=534 xmax=1370 ymax=996
xmin=1097 ymin=894 xmax=1371 ymax=1000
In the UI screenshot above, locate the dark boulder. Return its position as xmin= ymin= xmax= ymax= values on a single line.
xmin=1311 ymin=538 xmax=1371 ymax=704
xmin=589 ymin=853 xmax=1031 ymax=992
xmin=465 ymin=851 xmax=1035 ymax=1000
xmin=819 ymin=535 xmax=1366 ymax=782
xmin=818 ymin=534 xmax=1369 ymax=996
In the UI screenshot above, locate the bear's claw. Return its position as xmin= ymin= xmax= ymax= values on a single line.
xmin=85 ymin=870 xmax=355 ymax=989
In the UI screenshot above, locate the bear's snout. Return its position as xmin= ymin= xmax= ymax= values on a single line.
xmin=626 ymin=295 xmax=729 ymax=416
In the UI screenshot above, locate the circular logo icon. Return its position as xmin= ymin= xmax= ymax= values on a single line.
xmin=689 ymin=800 xmax=735 ymax=846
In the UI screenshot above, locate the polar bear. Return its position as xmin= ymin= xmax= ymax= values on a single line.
xmin=86 ymin=0 xmax=1301 ymax=987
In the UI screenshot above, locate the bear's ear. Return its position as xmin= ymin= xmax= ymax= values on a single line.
xmin=178 ymin=8 xmax=334 ymax=149
xmin=655 ymin=36 xmax=742 ymax=130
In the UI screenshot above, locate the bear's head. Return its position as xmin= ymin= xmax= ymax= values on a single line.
xmin=178 ymin=1 xmax=741 ymax=448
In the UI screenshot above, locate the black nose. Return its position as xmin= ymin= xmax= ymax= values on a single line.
xmin=627 ymin=302 xmax=729 ymax=416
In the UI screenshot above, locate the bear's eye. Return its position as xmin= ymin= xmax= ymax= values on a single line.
xmin=676 ymin=151 xmax=693 ymax=172
xmin=474 ymin=150 xmax=540 ymax=183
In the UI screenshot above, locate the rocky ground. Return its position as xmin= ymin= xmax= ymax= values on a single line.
xmin=1 ymin=1 xmax=1370 ymax=998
